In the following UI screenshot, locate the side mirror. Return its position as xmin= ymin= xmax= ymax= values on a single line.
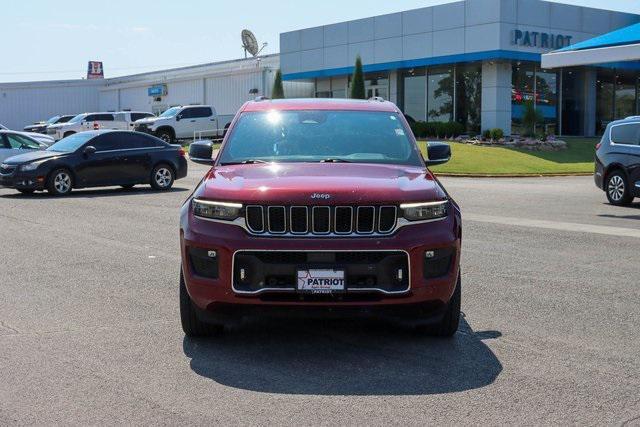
xmin=425 ymin=142 xmax=451 ymax=166
xmin=188 ymin=140 xmax=216 ymax=165
xmin=175 ymin=115 xmax=182 ymax=122
xmin=83 ymin=145 xmax=96 ymax=156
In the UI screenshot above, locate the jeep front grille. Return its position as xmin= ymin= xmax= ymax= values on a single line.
xmin=245 ymin=205 xmax=397 ymax=236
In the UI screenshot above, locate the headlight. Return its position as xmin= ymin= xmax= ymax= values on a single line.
xmin=400 ymin=200 xmax=448 ymax=221
xmin=20 ymin=162 xmax=40 ymax=172
xmin=193 ymin=199 xmax=242 ymax=220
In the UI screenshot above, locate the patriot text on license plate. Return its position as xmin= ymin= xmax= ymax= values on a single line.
xmin=296 ymin=269 xmax=345 ymax=293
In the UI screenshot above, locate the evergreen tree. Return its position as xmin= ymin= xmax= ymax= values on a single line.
xmin=272 ymin=69 xmax=285 ymax=99
xmin=350 ymin=56 xmax=366 ymax=99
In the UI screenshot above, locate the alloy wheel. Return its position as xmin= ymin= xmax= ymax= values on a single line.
xmin=608 ymin=175 xmax=625 ymax=202
xmin=154 ymin=168 xmax=172 ymax=188
xmin=54 ymin=172 xmax=71 ymax=194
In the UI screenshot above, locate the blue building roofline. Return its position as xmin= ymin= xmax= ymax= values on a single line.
xmin=559 ymin=22 xmax=640 ymax=52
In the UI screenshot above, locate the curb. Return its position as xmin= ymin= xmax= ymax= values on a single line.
xmin=434 ymin=172 xmax=593 ymax=178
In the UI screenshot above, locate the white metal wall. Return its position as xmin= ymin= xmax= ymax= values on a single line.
xmin=1 ymin=54 xmax=315 ymax=130
xmin=205 ymin=71 xmax=264 ymax=116
xmin=99 ymin=89 xmax=119 ymax=111
xmin=0 ymin=82 xmax=101 ymax=129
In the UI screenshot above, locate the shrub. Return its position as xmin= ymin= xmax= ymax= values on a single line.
xmin=522 ymin=100 xmax=543 ymax=137
xmin=490 ymin=128 xmax=504 ymax=141
xmin=482 ymin=129 xmax=492 ymax=140
xmin=410 ymin=121 xmax=464 ymax=139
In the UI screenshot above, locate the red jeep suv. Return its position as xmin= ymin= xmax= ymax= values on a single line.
xmin=180 ymin=98 xmax=462 ymax=337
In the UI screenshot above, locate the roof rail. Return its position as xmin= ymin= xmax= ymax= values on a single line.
xmin=368 ymin=96 xmax=385 ymax=102
xmin=624 ymin=115 xmax=640 ymax=120
xmin=254 ymin=96 xmax=270 ymax=102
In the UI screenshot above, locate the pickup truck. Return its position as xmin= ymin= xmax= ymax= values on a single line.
xmin=47 ymin=111 xmax=155 ymax=140
xmin=133 ymin=105 xmax=226 ymax=143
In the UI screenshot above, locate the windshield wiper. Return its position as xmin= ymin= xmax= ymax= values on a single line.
xmin=320 ymin=158 xmax=351 ymax=163
xmin=220 ymin=159 xmax=268 ymax=166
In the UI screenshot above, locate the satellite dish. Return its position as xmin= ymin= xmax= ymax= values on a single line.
xmin=241 ymin=29 xmax=268 ymax=58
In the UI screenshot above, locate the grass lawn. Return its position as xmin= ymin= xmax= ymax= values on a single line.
xmin=421 ymin=137 xmax=598 ymax=176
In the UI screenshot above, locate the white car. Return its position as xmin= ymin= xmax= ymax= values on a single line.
xmin=133 ymin=105 xmax=223 ymax=143
xmin=0 ymin=123 xmax=55 ymax=146
xmin=47 ymin=111 xmax=154 ymax=141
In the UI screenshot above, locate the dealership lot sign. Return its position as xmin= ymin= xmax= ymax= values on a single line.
xmin=513 ymin=29 xmax=574 ymax=49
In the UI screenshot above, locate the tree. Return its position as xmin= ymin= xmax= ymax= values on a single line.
xmin=522 ymin=99 xmax=543 ymax=137
xmin=350 ymin=56 xmax=366 ymax=99
xmin=271 ymin=69 xmax=285 ymax=99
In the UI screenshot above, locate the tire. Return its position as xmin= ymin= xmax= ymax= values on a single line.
xmin=18 ymin=189 xmax=34 ymax=195
xmin=47 ymin=168 xmax=73 ymax=196
xmin=120 ymin=184 xmax=135 ymax=190
xmin=605 ymin=170 xmax=634 ymax=206
xmin=150 ymin=164 xmax=175 ymax=190
xmin=417 ymin=273 xmax=461 ymax=337
xmin=180 ymin=268 xmax=223 ymax=337
xmin=157 ymin=129 xmax=174 ymax=144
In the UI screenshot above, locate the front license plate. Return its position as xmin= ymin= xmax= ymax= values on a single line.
xmin=297 ymin=269 xmax=345 ymax=294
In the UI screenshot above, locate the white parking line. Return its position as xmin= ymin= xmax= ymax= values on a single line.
xmin=465 ymin=214 xmax=640 ymax=239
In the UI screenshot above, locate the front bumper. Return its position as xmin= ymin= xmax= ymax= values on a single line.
xmin=0 ymin=169 xmax=45 ymax=190
xmin=134 ymin=124 xmax=155 ymax=135
xmin=180 ymin=206 xmax=462 ymax=318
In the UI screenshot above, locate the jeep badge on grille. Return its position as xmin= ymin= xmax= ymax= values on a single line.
xmin=311 ymin=193 xmax=331 ymax=200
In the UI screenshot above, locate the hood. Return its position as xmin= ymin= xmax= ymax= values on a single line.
xmin=24 ymin=131 xmax=54 ymax=141
xmin=195 ymin=163 xmax=446 ymax=205
xmin=48 ymin=123 xmax=68 ymax=130
xmin=3 ymin=150 xmax=69 ymax=165
xmin=135 ymin=117 xmax=162 ymax=125
xmin=24 ymin=124 xmax=46 ymax=131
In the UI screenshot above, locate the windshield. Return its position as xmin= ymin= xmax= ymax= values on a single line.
xmin=47 ymin=132 xmax=94 ymax=152
xmin=218 ymin=110 xmax=422 ymax=166
xmin=159 ymin=107 xmax=181 ymax=118
xmin=67 ymin=114 xmax=86 ymax=124
xmin=45 ymin=116 xmax=61 ymax=125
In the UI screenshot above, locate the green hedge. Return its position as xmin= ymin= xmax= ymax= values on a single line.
xmin=410 ymin=121 xmax=466 ymax=139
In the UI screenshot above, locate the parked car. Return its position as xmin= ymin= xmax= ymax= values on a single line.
xmin=0 ymin=130 xmax=187 ymax=195
xmin=47 ymin=111 xmax=154 ymax=141
xmin=595 ymin=116 xmax=640 ymax=206
xmin=0 ymin=130 xmax=46 ymax=163
xmin=134 ymin=105 xmax=224 ymax=143
xmin=24 ymin=115 xmax=75 ymax=134
xmin=0 ymin=123 xmax=55 ymax=146
xmin=179 ymin=98 xmax=462 ymax=337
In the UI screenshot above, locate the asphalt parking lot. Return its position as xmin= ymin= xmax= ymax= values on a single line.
xmin=1 ymin=162 xmax=639 ymax=425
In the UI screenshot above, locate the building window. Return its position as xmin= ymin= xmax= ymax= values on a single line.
xmin=511 ymin=62 xmax=558 ymax=136
xmin=401 ymin=68 xmax=426 ymax=122
xmin=427 ymin=67 xmax=453 ymax=122
xmin=511 ymin=62 xmax=536 ymax=135
xmin=365 ymin=72 xmax=389 ymax=99
xmin=455 ymin=64 xmax=482 ymax=133
xmin=536 ymin=68 xmax=558 ymax=136
xmin=596 ymin=69 xmax=615 ymax=135
xmin=614 ymin=71 xmax=637 ymax=120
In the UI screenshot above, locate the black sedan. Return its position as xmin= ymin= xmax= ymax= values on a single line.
xmin=0 ymin=130 xmax=188 ymax=195
xmin=595 ymin=117 xmax=640 ymax=206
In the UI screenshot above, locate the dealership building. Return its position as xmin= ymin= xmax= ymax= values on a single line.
xmin=280 ymin=0 xmax=640 ymax=136
xmin=1 ymin=0 xmax=640 ymax=137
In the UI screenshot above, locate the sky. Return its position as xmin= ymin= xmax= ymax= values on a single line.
xmin=1 ymin=0 xmax=638 ymax=83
